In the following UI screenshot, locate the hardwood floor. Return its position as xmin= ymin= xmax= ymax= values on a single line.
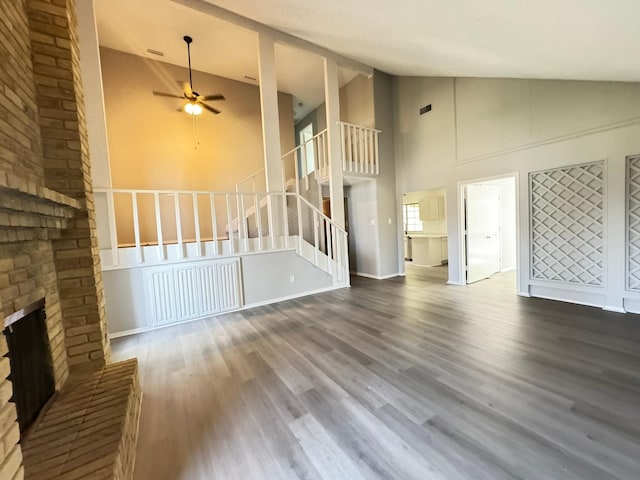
xmin=112 ymin=264 xmax=640 ymax=479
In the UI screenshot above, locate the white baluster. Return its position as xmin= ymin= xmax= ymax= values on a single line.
xmin=255 ymin=193 xmax=263 ymax=251
xmin=364 ymin=128 xmax=369 ymax=174
xmin=239 ymin=194 xmax=248 ymax=252
xmin=226 ymin=193 xmax=234 ymax=254
xmin=174 ymin=193 xmax=184 ymax=258
xmin=209 ymin=193 xmax=218 ymax=256
xmin=153 ymin=192 xmax=164 ymax=260
xmin=313 ymin=210 xmax=319 ymax=267
xmin=106 ymin=191 xmax=119 ymax=266
xmin=296 ymin=193 xmax=303 ymax=253
xmin=192 ymin=193 xmax=201 ymax=256
xmin=282 ymin=192 xmax=289 ymax=248
xmin=131 ymin=192 xmax=142 ymax=263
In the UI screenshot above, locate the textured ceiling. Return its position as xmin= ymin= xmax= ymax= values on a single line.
xmin=202 ymin=0 xmax=640 ymax=82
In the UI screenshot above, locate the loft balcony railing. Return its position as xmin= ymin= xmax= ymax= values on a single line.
xmin=94 ymin=188 xmax=349 ymax=285
xmin=235 ymin=122 xmax=381 ymax=194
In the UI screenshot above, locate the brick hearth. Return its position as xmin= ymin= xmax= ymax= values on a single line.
xmin=0 ymin=1 xmax=140 ymax=478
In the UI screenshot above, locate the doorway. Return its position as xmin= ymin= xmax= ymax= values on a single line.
xmin=462 ymin=175 xmax=518 ymax=286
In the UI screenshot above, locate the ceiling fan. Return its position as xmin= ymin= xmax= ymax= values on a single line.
xmin=153 ymin=36 xmax=225 ymax=115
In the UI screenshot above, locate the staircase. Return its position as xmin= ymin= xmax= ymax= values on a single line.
xmin=94 ymin=122 xmax=380 ymax=288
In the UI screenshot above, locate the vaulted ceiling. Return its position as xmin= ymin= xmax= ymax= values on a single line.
xmin=203 ymin=0 xmax=640 ymax=82
xmin=95 ymin=0 xmax=640 ymax=121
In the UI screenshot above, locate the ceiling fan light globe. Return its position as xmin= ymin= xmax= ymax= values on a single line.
xmin=184 ymin=102 xmax=202 ymax=115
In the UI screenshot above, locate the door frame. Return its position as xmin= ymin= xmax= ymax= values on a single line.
xmin=457 ymin=172 xmax=521 ymax=292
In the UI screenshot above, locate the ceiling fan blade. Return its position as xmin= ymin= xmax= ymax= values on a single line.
xmin=200 ymin=103 xmax=220 ymax=115
xmin=201 ymin=94 xmax=225 ymax=102
xmin=153 ymin=91 xmax=183 ymax=99
xmin=179 ymin=81 xmax=193 ymax=97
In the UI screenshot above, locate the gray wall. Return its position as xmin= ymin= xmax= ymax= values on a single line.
xmin=104 ymin=251 xmax=332 ymax=335
xmin=242 ymin=250 xmax=332 ymax=305
xmin=347 ymin=182 xmax=378 ymax=274
xmin=392 ymin=75 xmax=640 ymax=310
xmin=372 ymin=70 xmax=400 ymax=277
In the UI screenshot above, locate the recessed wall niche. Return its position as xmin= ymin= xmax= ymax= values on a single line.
xmin=529 ymin=161 xmax=605 ymax=286
xmin=626 ymin=155 xmax=640 ymax=290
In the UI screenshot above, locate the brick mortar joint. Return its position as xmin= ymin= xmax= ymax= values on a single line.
xmin=0 ymin=180 xmax=83 ymax=211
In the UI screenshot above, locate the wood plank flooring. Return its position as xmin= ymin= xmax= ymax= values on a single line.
xmin=112 ymin=264 xmax=640 ymax=479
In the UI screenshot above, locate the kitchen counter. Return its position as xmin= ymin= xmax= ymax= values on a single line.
xmin=406 ymin=234 xmax=448 ymax=238
xmin=408 ymin=235 xmax=448 ymax=266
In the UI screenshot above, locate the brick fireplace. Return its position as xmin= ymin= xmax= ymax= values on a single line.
xmin=0 ymin=1 xmax=140 ymax=478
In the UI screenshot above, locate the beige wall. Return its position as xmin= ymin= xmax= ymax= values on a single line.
xmin=99 ymin=47 xmax=294 ymax=244
xmin=340 ymin=74 xmax=375 ymax=128
xmin=295 ymin=73 xmax=374 ymax=140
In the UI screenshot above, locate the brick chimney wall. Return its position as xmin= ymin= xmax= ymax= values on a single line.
xmin=0 ymin=0 xmax=112 ymax=478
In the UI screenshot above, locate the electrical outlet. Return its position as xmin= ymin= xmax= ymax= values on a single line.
xmin=289 ymin=275 xmax=295 ymax=283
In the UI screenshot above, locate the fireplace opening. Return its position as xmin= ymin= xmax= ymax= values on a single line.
xmin=3 ymin=299 xmax=55 ymax=434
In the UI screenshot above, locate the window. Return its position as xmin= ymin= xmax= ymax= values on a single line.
xmin=299 ymin=123 xmax=315 ymax=175
xmin=403 ymin=204 xmax=423 ymax=232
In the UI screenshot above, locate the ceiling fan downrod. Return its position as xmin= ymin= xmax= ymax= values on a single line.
xmin=184 ymin=35 xmax=194 ymax=94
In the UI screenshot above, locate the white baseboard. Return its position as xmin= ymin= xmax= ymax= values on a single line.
xmin=109 ymin=285 xmax=345 ymax=340
xmin=446 ymin=280 xmax=465 ymax=286
xmin=602 ymin=305 xmax=626 ymax=313
xmin=501 ymin=266 xmax=516 ymax=273
xmin=243 ymin=285 xmax=343 ymax=308
xmin=517 ymin=290 xmax=531 ymax=297
xmin=351 ymin=271 xmax=403 ymax=280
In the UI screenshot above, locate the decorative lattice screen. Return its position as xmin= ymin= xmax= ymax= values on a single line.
xmin=627 ymin=155 xmax=640 ymax=290
xmin=530 ymin=162 xmax=604 ymax=286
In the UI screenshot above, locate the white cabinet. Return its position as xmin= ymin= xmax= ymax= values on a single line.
xmin=197 ymin=263 xmax=220 ymax=316
xmin=145 ymin=258 xmax=242 ymax=327
xmin=174 ymin=265 xmax=200 ymax=322
xmin=216 ymin=260 xmax=242 ymax=311
xmin=411 ymin=235 xmax=448 ymax=267
xmin=146 ymin=269 xmax=177 ymax=326
xmin=419 ymin=196 xmax=445 ymax=221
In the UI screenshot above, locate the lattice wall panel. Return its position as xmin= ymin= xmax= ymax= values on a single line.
xmin=627 ymin=156 xmax=640 ymax=290
xmin=530 ymin=162 xmax=604 ymax=286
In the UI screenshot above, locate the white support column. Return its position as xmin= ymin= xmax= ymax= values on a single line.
xmin=257 ymin=32 xmax=284 ymax=242
xmin=324 ymin=58 xmax=345 ymax=228
xmin=257 ymin=32 xmax=284 ymax=193
xmin=76 ymin=0 xmax=112 ymax=189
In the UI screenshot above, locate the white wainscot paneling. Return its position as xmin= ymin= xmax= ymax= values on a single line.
xmin=216 ymin=259 xmax=242 ymax=311
xmin=146 ymin=268 xmax=177 ymax=326
xmin=174 ymin=265 xmax=200 ymax=321
xmin=198 ymin=263 xmax=220 ymax=316
xmin=145 ymin=258 xmax=242 ymax=328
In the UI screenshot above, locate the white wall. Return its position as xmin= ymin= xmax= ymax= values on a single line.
xmin=393 ymin=76 xmax=640 ymax=311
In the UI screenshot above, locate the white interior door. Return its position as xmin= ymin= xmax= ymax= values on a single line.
xmin=465 ymin=184 xmax=501 ymax=283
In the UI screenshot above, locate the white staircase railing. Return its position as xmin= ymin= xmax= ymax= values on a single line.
xmin=235 ymin=168 xmax=267 ymax=194
xmin=94 ymin=188 xmax=349 ymax=285
xmin=235 ymin=121 xmax=380 ymax=196
xmin=339 ymin=121 xmax=381 ymax=175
